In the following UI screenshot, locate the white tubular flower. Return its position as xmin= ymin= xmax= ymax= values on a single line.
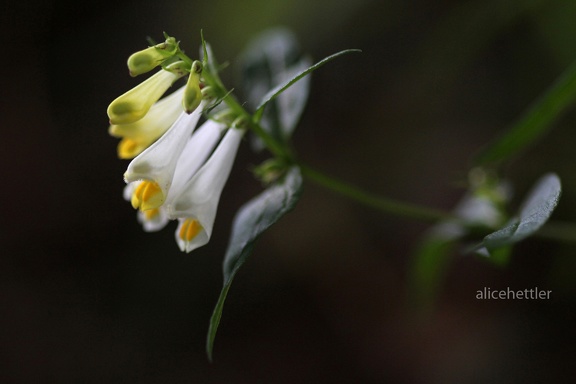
xmin=166 ymin=119 xmax=228 ymax=203
xmin=107 ymin=62 xmax=187 ymax=125
xmin=168 ymin=127 xmax=245 ymax=253
xmin=123 ymin=183 xmax=169 ymax=231
xmin=123 ymin=101 xmax=206 ymax=212
xmin=108 ymin=86 xmax=185 ymax=159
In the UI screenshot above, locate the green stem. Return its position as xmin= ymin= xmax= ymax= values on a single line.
xmin=475 ymin=58 xmax=576 ymax=166
xmin=175 ymin=52 xmax=193 ymax=67
xmin=299 ymin=163 xmax=455 ymax=222
xmin=199 ymin=52 xmax=450 ymax=223
xmin=195 ymin=58 xmax=291 ymax=160
xmin=177 ymin=39 xmax=576 ymax=246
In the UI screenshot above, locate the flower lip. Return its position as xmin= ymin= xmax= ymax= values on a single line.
xmin=175 ymin=217 xmax=210 ymax=253
xmin=131 ymin=180 xmax=164 ymax=211
xmin=118 ymin=138 xmax=141 ymax=159
xmin=179 ymin=218 xmax=203 ymax=242
xmin=124 ymin=182 xmax=170 ymax=232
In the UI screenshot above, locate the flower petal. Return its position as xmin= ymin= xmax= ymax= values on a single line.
xmin=175 ymin=217 xmax=210 ymax=253
xmin=168 ymin=128 xmax=244 ymax=249
xmin=166 ymin=119 xmax=227 ymax=202
xmin=124 ymin=101 xmax=206 ymax=210
xmin=123 ymin=182 xmax=169 ymax=232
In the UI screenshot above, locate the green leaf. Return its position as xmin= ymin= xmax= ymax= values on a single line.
xmin=254 ymin=48 xmax=362 ymax=122
xmin=206 ymin=166 xmax=303 ymax=361
xmin=273 ymin=56 xmax=313 ymax=139
xmin=475 ymin=59 xmax=576 ymax=166
xmin=475 ymin=173 xmax=561 ymax=256
xmin=239 ymin=28 xmax=313 ymax=150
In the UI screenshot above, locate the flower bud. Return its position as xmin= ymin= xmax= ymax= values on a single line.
xmin=107 ymin=61 xmax=186 ymax=125
xmin=127 ymin=37 xmax=178 ymax=77
xmin=182 ymin=61 xmax=203 ymax=114
xmin=108 ymin=86 xmax=185 ymax=159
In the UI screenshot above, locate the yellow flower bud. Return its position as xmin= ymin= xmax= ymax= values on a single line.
xmin=108 ymin=86 xmax=185 ymax=159
xmin=107 ymin=62 xmax=186 ymax=125
xmin=182 ymin=61 xmax=203 ymax=114
xmin=127 ymin=38 xmax=178 ymax=77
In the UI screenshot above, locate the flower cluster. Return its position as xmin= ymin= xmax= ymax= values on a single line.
xmin=108 ymin=36 xmax=245 ymax=252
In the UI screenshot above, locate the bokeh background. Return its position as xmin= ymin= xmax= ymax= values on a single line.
xmin=2 ymin=0 xmax=576 ymax=382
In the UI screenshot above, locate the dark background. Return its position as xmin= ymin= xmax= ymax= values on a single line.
xmin=2 ymin=0 xmax=576 ymax=382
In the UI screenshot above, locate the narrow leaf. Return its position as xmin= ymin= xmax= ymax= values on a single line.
xmin=275 ymin=56 xmax=313 ymax=139
xmin=240 ymin=28 xmax=301 ymax=107
xmin=475 ymin=173 xmax=561 ymax=255
xmin=254 ymin=49 xmax=362 ymax=121
xmin=249 ymin=55 xmax=312 ymax=151
xmin=206 ymin=167 xmax=303 ymax=361
xmin=475 ymin=59 xmax=576 ymax=165
xmin=240 ymin=28 xmax=314 ymax=150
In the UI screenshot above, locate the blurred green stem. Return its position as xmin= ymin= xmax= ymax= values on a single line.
xmin=475 ymin=58 xmax=576 ymax=165
xmin=299 ymin=163 xmax=454 ymax=222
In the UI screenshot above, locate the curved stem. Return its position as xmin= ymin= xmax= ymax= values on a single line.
xmin=201 ymin=58 xmax=451 ymax=222
xmin=199 ymin=64 xmax=291 ymax=160
xmin=299 ymin=162 xmax=455 ymax=223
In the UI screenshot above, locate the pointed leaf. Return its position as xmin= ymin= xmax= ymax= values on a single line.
xmin=240 ymin=28 xmax=301 ymax=111
xmin=206 ymin=166 xmax=303 ymax=361
xmin=475 ymin=59 xmax=576 ymax=166
xmin=250 ymin=55 xmax=313 ymax=151
xmin=475 ymin=173 xmax=561 ymax=255
xmin=254 ymin=49 xmax=362 ymax=121
xmin=275 ymin=56 xmax=313 ymax=139
xmin=239 ymin=28 xmax=313 ymax=150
